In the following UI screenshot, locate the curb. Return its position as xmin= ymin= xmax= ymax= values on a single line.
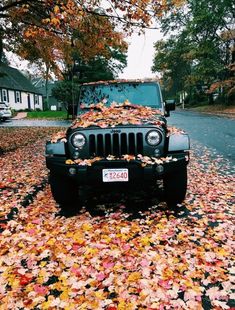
xmin=178 ymin=108 xmax=235 ymax=119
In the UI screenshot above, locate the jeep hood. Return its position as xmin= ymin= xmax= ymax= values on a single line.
xmin=71 ymin=101 xmax=165 ymax=130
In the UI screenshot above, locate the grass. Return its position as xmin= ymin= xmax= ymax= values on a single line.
xmin=27 ymin=111 xmax=68 ymax=119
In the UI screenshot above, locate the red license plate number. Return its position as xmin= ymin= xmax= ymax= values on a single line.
xmin=102 ymin=169 xmax=129 ymax=182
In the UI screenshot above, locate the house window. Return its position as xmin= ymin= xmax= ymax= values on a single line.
xmin=15 ymin=91 xmax=22 ymax=103
xmin=2 ymin=89 xmax=8 ymax=102
xmin=34 ymin=94 xmax=39 ymax=105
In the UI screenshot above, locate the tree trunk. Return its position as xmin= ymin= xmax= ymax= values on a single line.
xmin=45 ymin=64 xmax=50 ymax=110
xmin=0 ymin=28 xmax=3 ymax=63
xmin=232 ymin=40 xmax=235 ymax=65
xmin=208 ymin=93 xmax=214 ymax=104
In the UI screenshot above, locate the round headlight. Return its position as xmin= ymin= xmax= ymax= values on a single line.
xmin=71 ymin=133 xmax=86 ymax=148
xmin=146 ymin=130 xmax=161 ymax=146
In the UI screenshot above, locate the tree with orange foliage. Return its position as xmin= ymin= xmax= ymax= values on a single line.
xmin=0 ymin=0 xmax=183 ymax=64
xmin=0 ymin=1 xmax=129 ymax=72
xmin=0 ymin=0 xmax=183 ymax=112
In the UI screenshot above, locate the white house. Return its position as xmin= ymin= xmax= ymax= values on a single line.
xmin=0 ymin=64 xmax=43 ymax=110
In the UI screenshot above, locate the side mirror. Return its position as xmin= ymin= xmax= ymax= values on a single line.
xmin=165 ymin=99 xmax=175 ymax=116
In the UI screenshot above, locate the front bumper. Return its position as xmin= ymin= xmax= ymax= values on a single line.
xmin=46 ymin=153 xmax=189 ymax=186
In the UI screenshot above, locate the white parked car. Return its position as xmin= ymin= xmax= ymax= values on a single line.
xmin=0 ymin=102 xmax=12 ymax=121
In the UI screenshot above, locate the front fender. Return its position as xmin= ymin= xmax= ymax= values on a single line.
xmin=168 ymin=133 xmax=190 ymax=152
xmin=45 ymin=141 xmax=66 ymax=156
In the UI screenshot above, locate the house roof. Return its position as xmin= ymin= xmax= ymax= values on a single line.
xmin=0 ymin=64 xmax=42 ymax=94
xmin=35 ymin=81 xmax=60 ymax=97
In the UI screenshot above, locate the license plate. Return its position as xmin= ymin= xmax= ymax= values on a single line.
xmin=102 ymin=169 xmax=129 ymax=182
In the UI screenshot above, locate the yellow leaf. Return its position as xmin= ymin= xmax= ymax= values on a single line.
xmin=47 ymin=238 xmax=56 ymax=246
xmin=51 ymin=17 xmax=60 ymax=26
xmin=162 ymin=268 xmax=173 ymax=279
xmin=18 ymin=242 xmax=25 ymax=248
xmin=66 ymin=159 xmax=74 ymax=164
xmin=182 ymin=279 xmax=193 ymax=288
xmin=103 ymin=236 xmax=112 ymax=243
xmin=118 ymin=301 xmax=134 ymax=310
xmin=95 ymin=291 xmax=105 ymax=299
xmin=214 ymin=247 xmax=228 ymax=256
xmin=85 ymin=247 xmax=98 ymax=256
xmin=118 ymin=301 xmax=126 ymax=310
xmin=177 ymin=233 xmax=185 ymax=241
xmin=60 ymin=290 xmax=69 ymax=301
xmin=41 ymin=301 xmax=51 ymax=309
xmin=73 ymin=232 xmax=84 ymax=243
xmin=82 ymin=223 xmax=92 ymax=231
xmin=127 ymin=272 xmax=141 ymax=283
xmin=40 ymin=261 xmax=47 ymax=267
xmin=12 ymin=279 xmax=20 ymax=289
xmin=54 ymin=5 xmax=60 ymax=14
xmin=140 ymin=236 xmax=151 ymax=246
xmin=156 ymin=223 xmax=164 ymax=230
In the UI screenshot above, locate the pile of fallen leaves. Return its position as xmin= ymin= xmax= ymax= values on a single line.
xmin=0 ymin=128 xmax=234 ymax=309
xmin=0 ymin=128 xmax=64 ymax=230
xmin=72 ymin=101 xmax=164 ymax=129
xmin=51 ymin=102 xmax=165 ymax=143
xmin=0 ymin=127 xmax=62 ymax=154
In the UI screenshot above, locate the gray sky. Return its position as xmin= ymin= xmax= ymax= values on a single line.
xmin=119 ymin=29 xmax=163 ymax=79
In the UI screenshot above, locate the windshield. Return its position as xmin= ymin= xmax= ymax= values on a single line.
xmin=79 ymin=82 xmax=162 ymax=109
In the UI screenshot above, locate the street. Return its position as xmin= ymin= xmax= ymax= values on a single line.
xmin=169 ymin=110 xmax=235 ymax=164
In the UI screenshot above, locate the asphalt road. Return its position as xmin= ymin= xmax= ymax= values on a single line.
xmin=168 ymin=110 xmax=235 ymax=164
xmin=1 ymin=110 xmax=234 ymax=164
xmin=0 ymin=119 xmax=71 ymax=127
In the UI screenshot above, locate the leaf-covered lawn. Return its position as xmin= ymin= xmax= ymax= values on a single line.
xmin=0 ymin=128 xmax=234 ymax=310
xmin=0 ymin=127 xmax=62 ymax=154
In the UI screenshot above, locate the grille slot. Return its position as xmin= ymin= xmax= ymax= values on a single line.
xmin=121 ymin=133 xmax=128 ymax=154
xmin=97 ymin=134 xmax=103 ymax=156
xmin=89 ymin=134 xmax=96 ymax=155
xmin=105 ymin=134 xmax=111 ymax=156
xmin=89 ymin=132 xmax=143 ymax=157
xmin=137 ymin=133 xmax=143 ymax=154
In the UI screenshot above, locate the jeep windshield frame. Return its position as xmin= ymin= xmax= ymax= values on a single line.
xmin=78 ymin=81 xmax=163 ymax=113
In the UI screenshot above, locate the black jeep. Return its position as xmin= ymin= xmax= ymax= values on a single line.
xmin=46 ymin=80 xmax=190 ymax=212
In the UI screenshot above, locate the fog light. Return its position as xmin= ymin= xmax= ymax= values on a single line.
xmin=154 ymin=149 xmax=160 ymax=156
xmin=73 ymin=151 xmax=79 ymax=159
xmin=69 ymin=168 xmax=76 ymax=175
xmin=156 ymin=165 xmax=164 ymax=173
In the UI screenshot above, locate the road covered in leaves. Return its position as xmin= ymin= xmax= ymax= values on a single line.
xmin=0 ymin=126 xmax=234 ymax=310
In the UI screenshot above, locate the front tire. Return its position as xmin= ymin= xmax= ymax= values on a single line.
xmin=49 ymin=173 xmax=80 ymax=212
xmin=163 ymin=166 xmax=187 ymax=207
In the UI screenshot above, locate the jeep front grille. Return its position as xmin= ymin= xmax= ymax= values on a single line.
xmin=89 ymin=133 xmax=144 ymax=157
